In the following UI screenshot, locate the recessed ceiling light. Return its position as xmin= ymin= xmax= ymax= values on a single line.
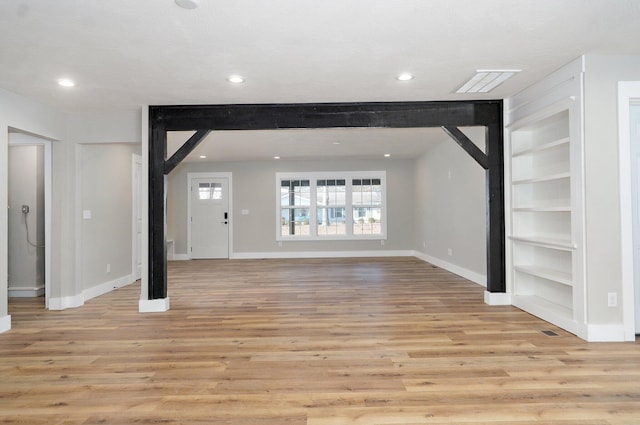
xmin=456 ymin=69 xmax=521 ymax=93
xmin=199 ymin=155 xmax=207 ymax=159
xmin=175 ymin=0 xmax=199 ymax=9
xmin=332 ymin=141 xmax=341 ymax=145
xmin=396 ymin=73 xmax=414 ymax=81
xmin=274 ymin=156 xmax=281 ymax=159
xmin=227 ymin=75 xmax=245 ymax=84
xmin=57 ymin=78 xmax=75 ymax=87
xmin=384 ymin=153 xmax=391 ymax=157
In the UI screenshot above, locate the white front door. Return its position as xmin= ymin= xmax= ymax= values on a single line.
xmin=190 ymin=177 xmax=230 ymax=259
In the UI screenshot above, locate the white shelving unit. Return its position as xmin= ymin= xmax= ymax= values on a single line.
xmin=506 ymin=59 xmax=585 ymax=337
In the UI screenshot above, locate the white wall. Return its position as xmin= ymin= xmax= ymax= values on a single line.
xmin=79 ymin=143 xmax=141 ymax=293
xmin=8 ymin=145 xmax=44 ymax=294
xmin=167 ymin=158 xmax=415 ymax=257
xmin=413 ymin=129 xmax=487 ymax=284
xmin=583 ymin=55 xmax=640 ymax=326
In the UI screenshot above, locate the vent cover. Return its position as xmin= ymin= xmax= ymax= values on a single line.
xmin=456 ymin=69 xmax=521 ymax=93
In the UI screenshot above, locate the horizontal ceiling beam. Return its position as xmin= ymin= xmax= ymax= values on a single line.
xmin=150 ymin=100 xmax=502 ymax=131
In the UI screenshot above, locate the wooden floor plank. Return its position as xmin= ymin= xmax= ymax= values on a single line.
xmin=2 ymin=257 xmax=639 ymax=424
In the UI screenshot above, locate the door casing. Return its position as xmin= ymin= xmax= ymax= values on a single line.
xmin=187 ymin=172 xmax=233 ymax=259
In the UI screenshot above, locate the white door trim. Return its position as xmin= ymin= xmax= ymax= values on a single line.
xmin=618 ymin=81 xmax=640 ymax=340
xmin=132 ymin=154 xmax=142 ymax=280
xmin=187 ymin=172 xmax=233 ymax=259
xmin=8 ymin=133 xmax=52 ymax=309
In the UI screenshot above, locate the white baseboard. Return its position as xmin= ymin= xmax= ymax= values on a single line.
xmin=8 ymin=285 xmax=45 ymax=298
xmin=139 ymin=297 xmax=170 ymax=312
xmin=0 ymin=315 xmax=11 ymax=333
xmin=173 ymin=253 xmax=190 ymax=261
xmin=586 ymin=324 xmax=628 ymax=342
xmin=49 ymin=274 xmax=136 ymax=310
xmin=484 ymin=290 xmax=512 ymax=306
xmin=83 ymin=274 xmax=135 ymax=302
xmin=414 ymin=251 xmax=487 ymax=287
xmin=48 ymin=293 xmax=84 ymax=310
xmin=231 ymin=250 xmax=415 ymax=260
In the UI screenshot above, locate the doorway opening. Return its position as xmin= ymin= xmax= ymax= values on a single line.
xmin=7 ymin=131 xmax=52 ymax=308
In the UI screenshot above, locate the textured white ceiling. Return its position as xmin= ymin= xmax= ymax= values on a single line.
xmin=1 ymin=0 xmax=639 ymax=160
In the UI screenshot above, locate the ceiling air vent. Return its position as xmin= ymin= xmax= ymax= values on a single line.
xmin=456 ymin=69 xmax=521 ymax=93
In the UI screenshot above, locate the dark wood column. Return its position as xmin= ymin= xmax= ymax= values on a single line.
xmin=485 ymin=121 xmax=506 ymax=293
xmin=148 ymin=123 xmax=167 ymax=299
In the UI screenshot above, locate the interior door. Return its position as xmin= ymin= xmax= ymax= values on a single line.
xmin=190 ymin=177 xmax=229 ymax=259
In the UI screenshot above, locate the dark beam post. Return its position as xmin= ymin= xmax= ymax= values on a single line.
xmin=485 ymin=121 xmax=506 ymax=292
xmin=441 ymin=126 xmax=489 ymax=170
xmin=149 ymin=124 xmax=167 ymax=299
xmin=165 ymin=129 xmax=211 ymax=174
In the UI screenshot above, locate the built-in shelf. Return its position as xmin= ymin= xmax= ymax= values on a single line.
xmin=512 ymin=172 xmax=571 ymax=185
xmin=512 ymin=206 xmax=571 ymax=212
xmin=514 ymin=265 xmax=573 ymax=286
xmin=507 ymin=58 xmax=584 ymax=340
xmin=512 ymin=137 xmax=570 ymax=157
xmin=509 ymin=235 xmax=576 ymax=251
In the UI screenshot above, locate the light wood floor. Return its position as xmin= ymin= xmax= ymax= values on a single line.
xmin=3 ymin=257 xmax=640 ymax=424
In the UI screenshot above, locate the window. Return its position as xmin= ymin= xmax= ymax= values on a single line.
xmin=199 ymin=182 xmax=222 ymax=200
xmin=276 ymin=172 xmax=386 ymax=240
xmin=280 ymin=179 xmax=310 ymax=236
xmin=352 ymin=178 xmax=382 ymax=235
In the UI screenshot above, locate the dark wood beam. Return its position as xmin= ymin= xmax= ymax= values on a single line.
xmin=164 ymin=129 xmax=211 ymax=174
xmin=151 ymin=101 xmax=501 ymax=131
xmin=441 ymin=125 xmax=489 ymax=170
xmin=148 ymin=124 xmax=167 ymax=300
xmin=485 ymin=122 xmax=506 ymax=293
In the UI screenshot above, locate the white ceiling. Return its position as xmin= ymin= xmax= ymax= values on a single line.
xmin=2 ymin=0 xmax=639 ymax=161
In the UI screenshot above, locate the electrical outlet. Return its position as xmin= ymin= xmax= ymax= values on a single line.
xmin=106 ymin=264 xmax=111 ymax=273
xmin=447 ymin=248 xmax=453 ymax=256
xmin=607 ymin=292 xmax=617 ymax=307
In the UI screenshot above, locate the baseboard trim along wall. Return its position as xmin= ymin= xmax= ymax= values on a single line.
xmin=83 ymin=274 xmax=136 ymax=301
xmin=0 ymin=315 xmax=11 ymax=333
xmin=230 ymin=250 xmax=416 ymax=260
xmin=8 ymin=285 xmax=45 ymax=298
xmin=48 ymin=294 xmax=84 ymax=310
xmin=414 ymin=251 xmax=487 ymax=287
xmin=49 ymin=274 xmax=136 ymax=310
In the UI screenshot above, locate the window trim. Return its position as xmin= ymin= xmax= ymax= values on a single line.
xmin=276 ymin=171 xmax=387 ymax=241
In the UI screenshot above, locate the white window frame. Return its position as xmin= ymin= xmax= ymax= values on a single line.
xmin=276 ymin=171 xmax=387 ymax=241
